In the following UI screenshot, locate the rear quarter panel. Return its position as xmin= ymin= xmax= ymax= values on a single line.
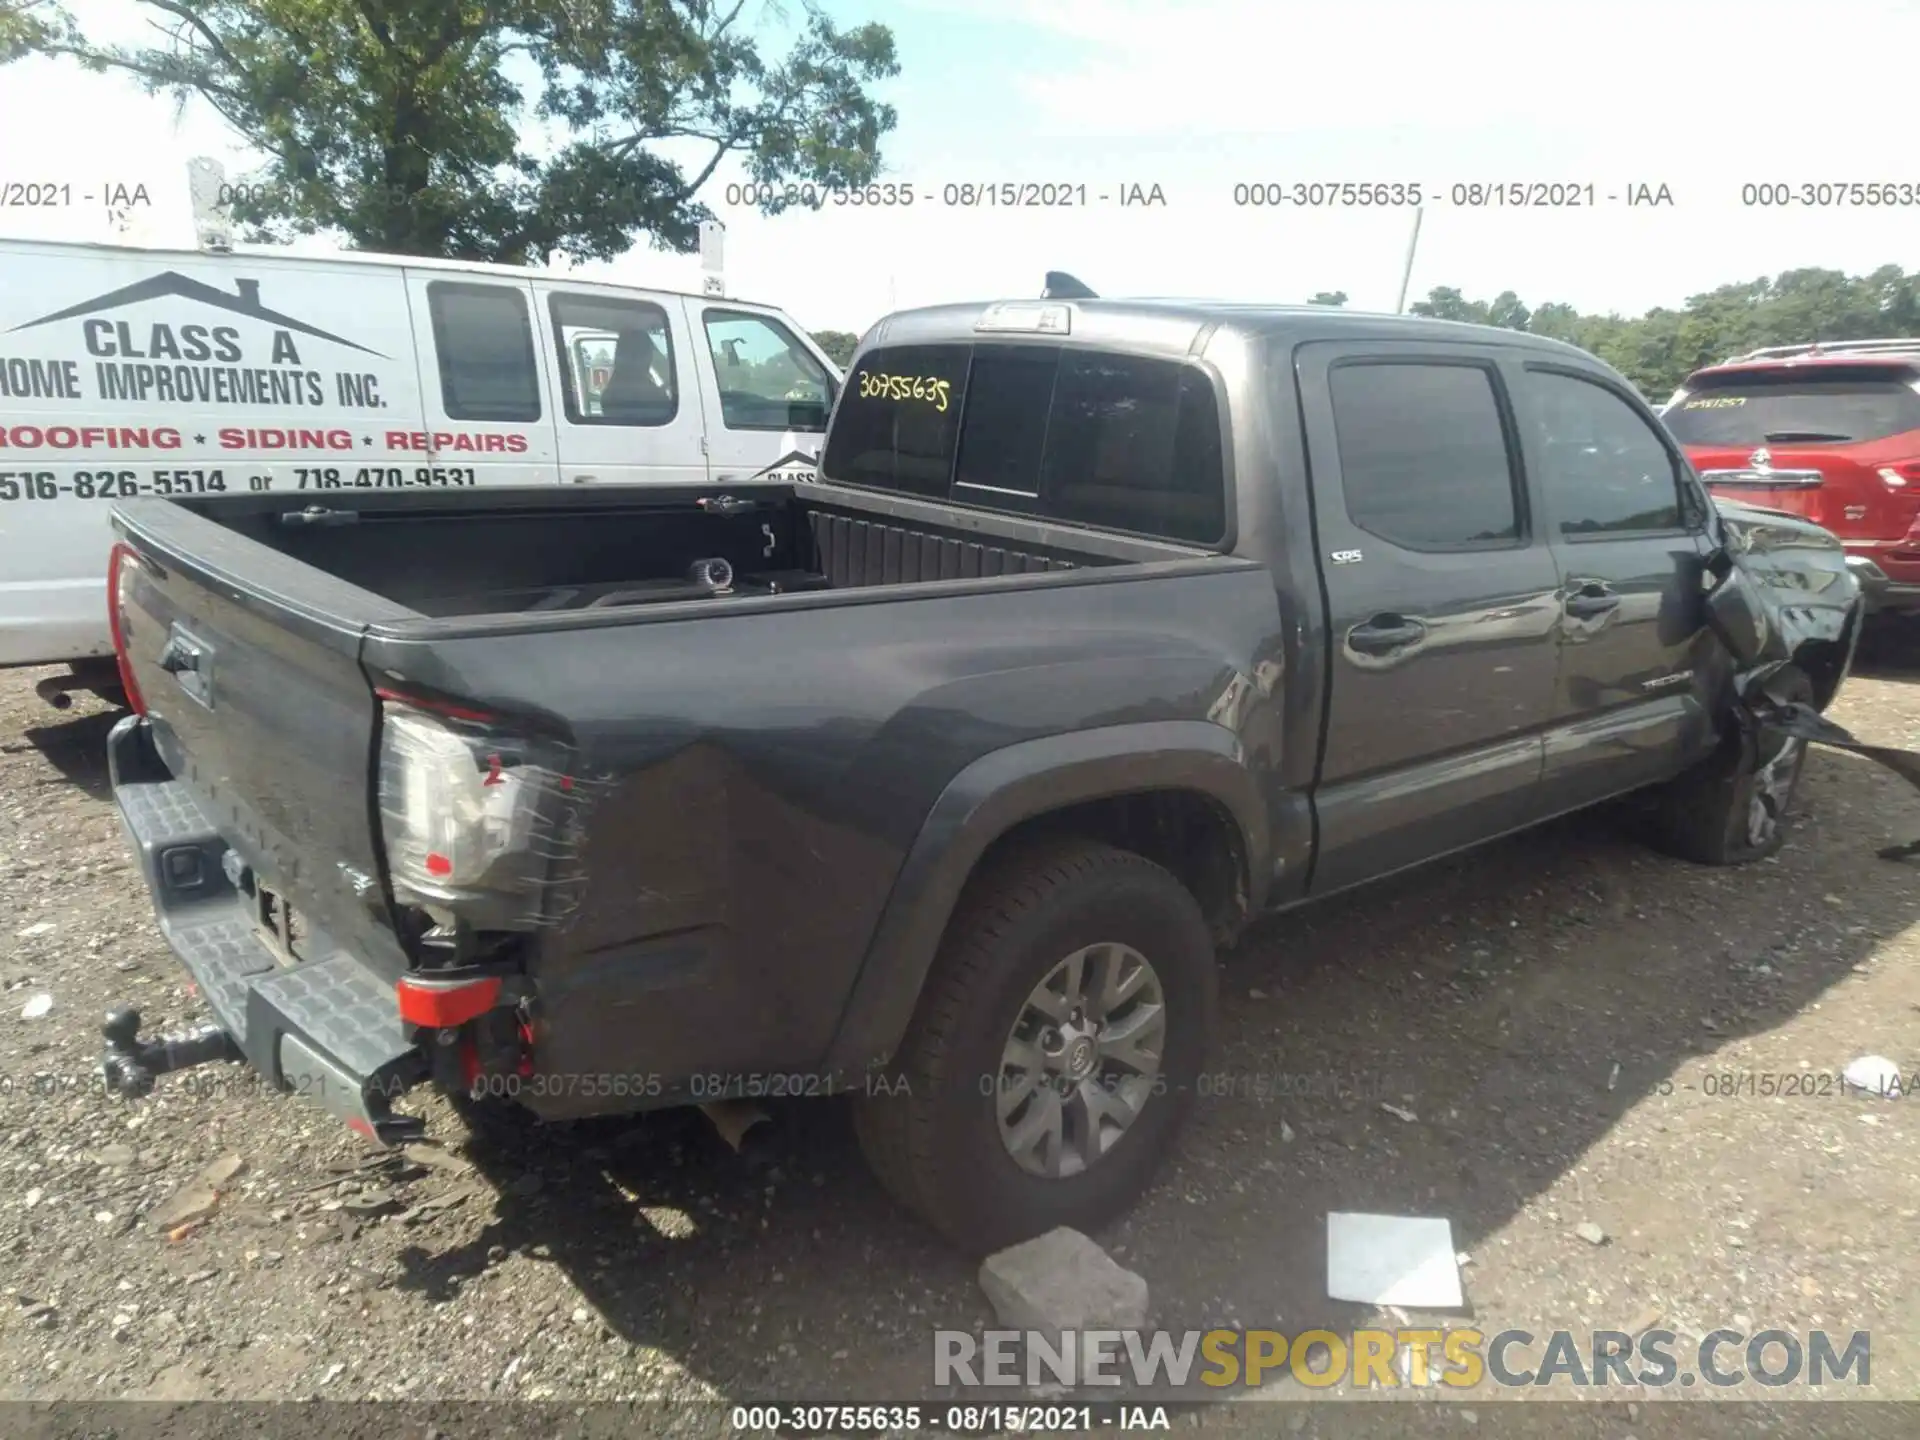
xmin=359 ymin=562 xmax=1285 ymax=1106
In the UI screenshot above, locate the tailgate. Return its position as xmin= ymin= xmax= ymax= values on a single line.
xmin=110 ymin=497 xmax=416 ymax=970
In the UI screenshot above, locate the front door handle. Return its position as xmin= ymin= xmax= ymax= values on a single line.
xmin=1348 ymin=614 xmax=1428 ymax=654
xmin=1565 ymin=583 xmax=1621 ymax=619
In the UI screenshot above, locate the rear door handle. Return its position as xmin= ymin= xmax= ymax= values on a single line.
xmin=1565 ymin=584 xmax=1621 ymax=619
xmin=1348 ymin=614 xmax=1428 ymax=654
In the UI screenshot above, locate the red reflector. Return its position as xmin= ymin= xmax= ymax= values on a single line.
xmin=107 ymin=543 xmax=147 ymax=717
xmin=395 ymin=975 xmax=502 ymax=1028
xmin=346 ymin=1117 xmax=377 ymax=1142
xmin=425 ymin=852 xmax=452 ymax=877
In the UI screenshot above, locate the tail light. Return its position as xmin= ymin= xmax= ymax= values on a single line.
xmin=107 ymin=543 xmax=147 ymax=716
xmin=1877 ymin=462 xmax=1920 ymax=488
xmin=373 ymin=691 xmax=588 ymax=932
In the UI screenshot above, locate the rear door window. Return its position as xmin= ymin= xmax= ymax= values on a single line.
xmin=1327 ymin=361 xmax=1522 ymax=550
xmin=822 ymin=342 xmax=1228 ymax=544
xmin=1663 ymin=368 xmax=1920 ymax=446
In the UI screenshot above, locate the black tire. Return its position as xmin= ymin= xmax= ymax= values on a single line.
xmin=1651 ymin=669 xmax=1815 ymax=865
xmin=853 ymin=838 xmax=1217 ymax=1254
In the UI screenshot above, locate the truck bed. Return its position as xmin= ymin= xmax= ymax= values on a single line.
xmin=146 ymin=481 xmax=1189 ymax=625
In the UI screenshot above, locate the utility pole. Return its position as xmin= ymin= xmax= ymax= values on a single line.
xmin=1395 ymin=205 xmax=1424 ymax=314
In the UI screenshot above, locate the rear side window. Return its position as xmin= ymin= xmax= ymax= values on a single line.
xmin=1663 ymin=368 xmax=1920 ymax=446
xmin=1329 ymin=361 xmax=1521 ymax=549
xmin=427 ymin=282 xmax=541 ymax=422
xmin=548 ymin=292 xmax=677 ymax=426
xmin=822 ymin=343 xmax=1227 ymax=544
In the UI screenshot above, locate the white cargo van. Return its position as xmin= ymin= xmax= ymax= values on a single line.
xmin=0 ymin=239 xmax=842 ymax=706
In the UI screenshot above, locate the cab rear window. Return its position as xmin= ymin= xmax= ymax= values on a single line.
xmin=1664 ymin=368 xmax=1920 ymax=447
xmin=822 ymin=342 xmax=1227 ymax=545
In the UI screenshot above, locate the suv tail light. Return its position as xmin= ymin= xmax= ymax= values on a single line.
xmin=1877 ymin=462 xmax=1920 ymax=488
xmin=107 ymin=542 xmax=146 ymax=716
xmin=373 ymin=691 xmax=589 ymax=931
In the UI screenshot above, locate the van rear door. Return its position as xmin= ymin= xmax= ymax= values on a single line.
xmin=533 ymin=283 xmax=709 ymax=485
xmin=402 ymin=272 xmax=562 ymax=488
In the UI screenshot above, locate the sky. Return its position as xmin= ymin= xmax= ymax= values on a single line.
xmin=4 ymin=0 xmax=1919 ymax=335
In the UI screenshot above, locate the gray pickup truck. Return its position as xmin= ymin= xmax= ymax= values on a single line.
xmin=100 ymin=295 xmax=1866 ymax=1253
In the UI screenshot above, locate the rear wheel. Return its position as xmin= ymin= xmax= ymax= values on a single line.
xmin=1652 ymin=668 xmax=1815 ymax=865
xmin=853 ymin=838 xmax=1217 ymax=1254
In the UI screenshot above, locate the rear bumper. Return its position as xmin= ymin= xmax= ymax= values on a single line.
xmin=108 ymin=714 xmax=425 ymax=1142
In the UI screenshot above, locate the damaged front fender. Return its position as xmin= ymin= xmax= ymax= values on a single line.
xmin=1705 ymin=499 xmax=1860 ymax=689
xmin=1703 ymin=500 xmax=1920 ymax=860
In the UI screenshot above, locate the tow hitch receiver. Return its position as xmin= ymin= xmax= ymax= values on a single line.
xmin=100 ymin=1005 xmax=242 ymax=1098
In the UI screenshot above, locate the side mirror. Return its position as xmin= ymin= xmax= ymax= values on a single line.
xmin=1702 ymin=550 xmax=1771 ymax=668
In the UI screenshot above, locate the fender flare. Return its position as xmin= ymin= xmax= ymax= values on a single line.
xmin=822 ymin=720 xmax=1269 ymax=1073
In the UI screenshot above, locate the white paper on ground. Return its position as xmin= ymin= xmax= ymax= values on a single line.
xmin=1326 ymin=1212 xmax=1464 ymax=1308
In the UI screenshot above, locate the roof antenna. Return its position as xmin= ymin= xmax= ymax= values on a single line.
xmin=1042 ymin=271 xmax=1097 ymax=300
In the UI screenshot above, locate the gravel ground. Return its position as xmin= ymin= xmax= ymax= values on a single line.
xmin=3 ymin=629 xmax=1920 ymax=1424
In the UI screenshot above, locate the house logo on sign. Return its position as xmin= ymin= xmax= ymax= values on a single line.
xmin=12 ymin=271 xmax=386 ymax=357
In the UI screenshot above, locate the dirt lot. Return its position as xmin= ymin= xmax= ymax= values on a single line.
xmin=3 ymin=630 xmax=1920 ymax=1427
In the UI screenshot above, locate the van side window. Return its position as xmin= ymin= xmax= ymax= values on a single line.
xmin=427 ymin=282 xmax=541 ymax=423
xmin=1525 ymin=370 xmax=1685 ymax=537
xmin=548 ymin=293 xmax=677 ymax=426
xmin=703 ymin=311 xmax=835 ymax=433
xmin=1329 ymin=361 xmax=1521 ymax=550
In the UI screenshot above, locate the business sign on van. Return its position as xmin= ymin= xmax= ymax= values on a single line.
xmin=4 ymin=270 xmax=391 ymax=418
xmin=0 ymin=251 xmax=535 ymax=505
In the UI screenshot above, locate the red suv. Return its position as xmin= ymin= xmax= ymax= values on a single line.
xmin=1662 ymin=340 xmax=1920 ymax=615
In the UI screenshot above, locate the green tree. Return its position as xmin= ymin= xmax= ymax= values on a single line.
xmin=810 ymin=328 xmax=860 ymax=367
xmin=1409 ymin=286 xmax=1488 ymax=323
xmin=1307 ymin=290 xmax=1347 ymax=307
xmin=25 ymin=1 xmax=898 ymax=264
xmin=0 ymin=0 xmax=70 ymax=59
xmin=1395 ymin=265 xmax=1920 ymax=400
xmin=1484 ymin=290 xmax=1530 ymax=332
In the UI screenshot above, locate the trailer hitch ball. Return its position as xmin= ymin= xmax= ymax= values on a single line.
xmin=102 ymin=1006 xmax=156 ymax=1098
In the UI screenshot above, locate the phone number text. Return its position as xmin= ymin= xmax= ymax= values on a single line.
xmin=0 ymin=466 xmax=478 ymax=501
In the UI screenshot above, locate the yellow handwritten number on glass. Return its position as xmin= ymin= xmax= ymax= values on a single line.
xmin=856 ymin=371 xmax=952 ymax=413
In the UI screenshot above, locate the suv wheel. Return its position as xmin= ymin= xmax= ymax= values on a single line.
xmin=853 ymin=838 xmax=1217 ymax=1254
xmin=1652 ymin=668 xmax=1815 ymax=865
